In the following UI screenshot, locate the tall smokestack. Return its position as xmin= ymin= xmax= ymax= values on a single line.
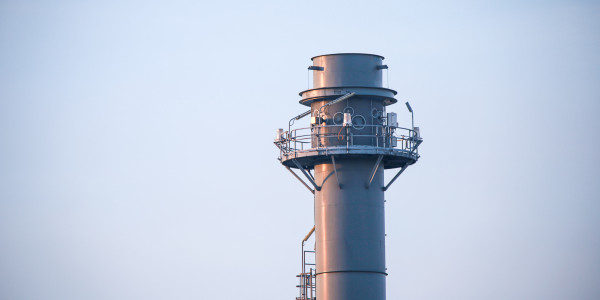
xmin=275 ymin=53 xmax=423 ymax=300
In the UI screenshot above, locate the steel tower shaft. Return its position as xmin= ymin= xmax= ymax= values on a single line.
xmin=275 ymin=53 xmax=422 ymax=300
xmin=315 ymin=158 xmax=386 ymax=300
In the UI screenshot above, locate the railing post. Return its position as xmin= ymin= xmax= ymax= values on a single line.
xmin=376 ymin=126 xmax=379 ymax=148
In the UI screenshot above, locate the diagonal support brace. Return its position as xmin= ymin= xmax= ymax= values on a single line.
xmin=382 ymin=163 xmax=410 ymax=191
xmin=292 ymin=159 xmax=321 ymax=191
xmin=303 ymin=225 xmax=316 ymax=243
xmin=366 ymin=155 xmax=384 ymax=189
xmin=285 ymin=166 xmax=314 ymax=194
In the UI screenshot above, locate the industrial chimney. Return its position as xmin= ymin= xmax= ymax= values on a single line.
xmin=274 ymin=53 xmax=422 ymax=300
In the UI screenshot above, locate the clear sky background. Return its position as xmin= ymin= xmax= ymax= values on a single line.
xmin=1 ymin=1 xmax=599 ymax=299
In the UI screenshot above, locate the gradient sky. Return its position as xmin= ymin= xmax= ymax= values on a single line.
xmin=1 ymin=1 xmax=599 ymax=300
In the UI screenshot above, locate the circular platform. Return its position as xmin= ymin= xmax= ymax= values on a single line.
xmin=279 ymin=145 xmax=419 ymax=170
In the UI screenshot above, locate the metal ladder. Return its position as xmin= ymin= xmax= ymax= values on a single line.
xmin=296 ymin=249 xmax=316 ymax=300
xmin=297 ymin=226 xmax=316 ymax=300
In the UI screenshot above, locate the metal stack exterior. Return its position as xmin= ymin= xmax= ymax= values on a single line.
xmin=275 ymin=53 xmax=422 ymax=300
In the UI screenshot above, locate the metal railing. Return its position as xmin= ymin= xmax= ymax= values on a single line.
xmin=275 ymin=124 xmax=420 ymax=158
xmin=296 ymin=249 xmax=316 ymax=300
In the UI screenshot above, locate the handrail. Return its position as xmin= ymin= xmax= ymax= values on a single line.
xmin=275 ymin=124 xmax=420 ymax=156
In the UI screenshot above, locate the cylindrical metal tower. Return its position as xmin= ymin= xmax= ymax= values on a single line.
xmin=275 ymin=53 xmax=422 ymax=300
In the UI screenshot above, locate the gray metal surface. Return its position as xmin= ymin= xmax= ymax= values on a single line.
xmin=312 ymin=54 xmax=384 ymax=88
xmin=300 ymin=53 xmax=397 ymax=106
xmin=315 ymin=158 xmax=386 ymax=300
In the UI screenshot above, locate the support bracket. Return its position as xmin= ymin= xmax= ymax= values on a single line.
xmin=292 ymin=159 xmax=321 ymax=191
xmin=382 ymin=163 xmax=409 ymax=191
xmin=306 ymin=168 xmax=315 ymax=182
xmin=366 ymin=155 xmax=384 ymax=189
xmin=285 ymin=166 xmax=314 ymax=194
xmin=303 ymin=225 xmax=316 ymax=243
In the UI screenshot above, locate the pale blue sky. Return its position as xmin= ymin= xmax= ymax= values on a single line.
xmin=1 ymin=1 xmax=599 ymax=299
